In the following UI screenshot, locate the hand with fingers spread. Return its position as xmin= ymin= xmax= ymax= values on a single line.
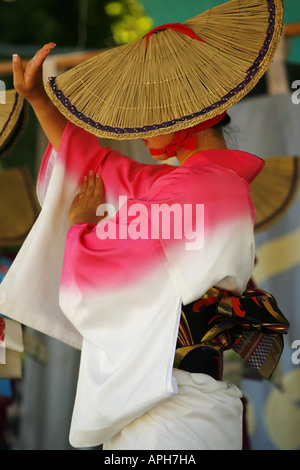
xmin=69 ymin=171 xmax=106 ymax=227
xmin=13 ymin=43 xmax=56 ymax=105
xmin=12 ymin=43 xmax=67 ymax=150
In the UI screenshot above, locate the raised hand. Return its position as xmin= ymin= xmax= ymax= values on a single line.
xmin=12 ymin=43 xmax=67 ymax=151
xmin=13 ymin=43 xmax=56 ymax=105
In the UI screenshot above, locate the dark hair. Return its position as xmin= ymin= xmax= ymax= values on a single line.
xmin=212 ymin=112 xmax=236 ymax=148
xmin=212 ymin=113 xmax=231 ymax=129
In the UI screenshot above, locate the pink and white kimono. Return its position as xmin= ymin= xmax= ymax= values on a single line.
xmin=0 ymin=122 xmax=264 ymax=449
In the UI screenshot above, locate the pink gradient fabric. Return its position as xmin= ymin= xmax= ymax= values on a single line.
xmin=0 ymin=121 xmax=264 ymax=447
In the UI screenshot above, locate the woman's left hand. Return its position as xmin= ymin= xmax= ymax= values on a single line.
xmin=69 ymin=170 xmax=106 ymax=226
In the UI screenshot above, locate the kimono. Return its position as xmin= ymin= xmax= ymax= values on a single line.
xmin=0 ymin=121 xmax=264 ymax=448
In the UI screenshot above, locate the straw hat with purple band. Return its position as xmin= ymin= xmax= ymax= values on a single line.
xmin=45 ymin=0 xmax=283 ymax=142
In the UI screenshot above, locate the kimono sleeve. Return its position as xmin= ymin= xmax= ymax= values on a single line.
xmin=0 ymin=121 xmax=173 ymax=351
xmin=37 ymin=121 xmax=173 ymax=206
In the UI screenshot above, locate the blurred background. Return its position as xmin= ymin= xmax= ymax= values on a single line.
xmin=0 ymin=0 xmax=300 ymax=450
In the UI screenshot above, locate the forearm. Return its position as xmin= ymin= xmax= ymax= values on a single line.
xmin=31 ymin=93 xmax=67 ymax=151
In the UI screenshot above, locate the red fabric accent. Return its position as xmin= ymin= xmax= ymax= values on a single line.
xmin=148 ymin=112 xmax=227 ymax=158
xmin=192 ymin=297 xmax=220 ymax=311
xmin=143 ymin=23 xmax=205 ymax=50
xmin=231 ymin=297 xmax=246 ymax=318
xmin=0 ymin=317 xmax=5 ymax=342
xmin=192 ymin=112 xmax=227 ymax=134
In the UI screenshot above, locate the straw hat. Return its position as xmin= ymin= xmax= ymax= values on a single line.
xmin=0 ymin=89 xmax=29 ymax=158
xmin=252 ymin=156 xmax=300 ymax=233
xmin=0 ymin=168 xmax=40 ymax=246
xmin=45 ymin=0 xmax=283 ymax=140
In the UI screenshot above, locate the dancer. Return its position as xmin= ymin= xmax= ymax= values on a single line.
xmin=0 ymin=0 xmax=287 ymax=449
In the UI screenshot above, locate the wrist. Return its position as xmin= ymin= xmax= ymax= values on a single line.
xmin=29 ymin=91 xmax=52 ymax=111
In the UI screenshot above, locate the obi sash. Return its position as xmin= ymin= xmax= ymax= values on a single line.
xmin=175 ymin=288 xmax=289 ymax=381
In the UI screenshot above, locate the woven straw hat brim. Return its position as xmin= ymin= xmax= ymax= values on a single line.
xmin=252 ymin=156 xmax=300 ymax=233
xmin=0 ymin=168 xmax=40 ymax=246
xmin=0 ymin=90 xmax=29 ymax=159
xmin=45 ymin=0 xmax=283 ymax=140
